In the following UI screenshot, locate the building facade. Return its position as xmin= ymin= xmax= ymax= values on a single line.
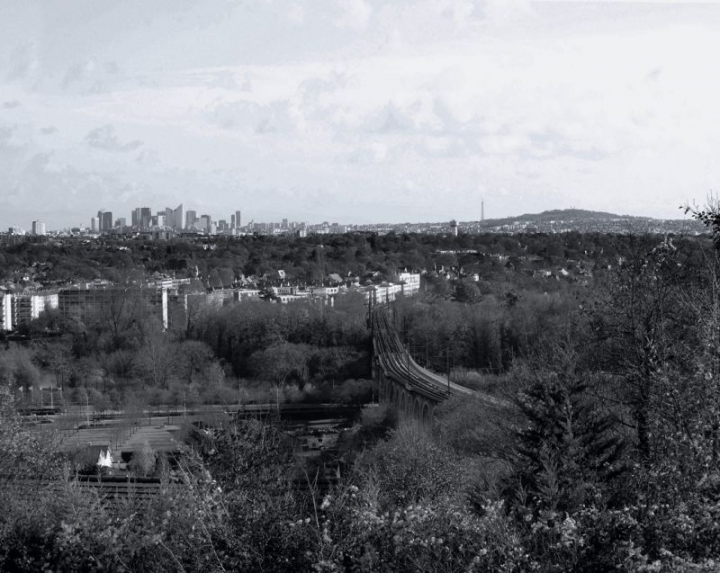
xmin=398 ymin=272 xmax=421 ymax=294
xmin=12 ymin=291 xmax=59 ymax=327
xmin=0 ymin=292 xmax=13 ymax=331
xmin=31 ymin=221 xmax=46 ymax=236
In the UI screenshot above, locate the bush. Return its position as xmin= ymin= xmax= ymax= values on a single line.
xmin=354 ymin=423 xmax=469 ymax=510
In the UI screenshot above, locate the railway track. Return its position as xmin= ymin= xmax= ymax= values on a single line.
xmin=372 ymin=304 xmax=507 ymax=408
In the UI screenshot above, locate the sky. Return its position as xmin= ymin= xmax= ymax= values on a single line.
xmin=1 ymin=0 xmax=720 ymax=230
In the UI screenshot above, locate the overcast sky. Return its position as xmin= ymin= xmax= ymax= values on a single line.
xmin=1 ymin=0 xmax=720 ymax=230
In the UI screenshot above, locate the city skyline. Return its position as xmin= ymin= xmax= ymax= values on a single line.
xmin=6 ymin=200 xmax=703 ymax=236
xmin=2 ymin=2 xmax=720 ymax=230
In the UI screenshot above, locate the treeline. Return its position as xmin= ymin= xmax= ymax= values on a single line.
xmin=394 ymin=289 xmax=582 ymax=374
xmin=1 ymin=291 xmax=373 ymax=412
xmin=395 ymin=234 xmax=712 ymax=377
xmin=190 ymin=292 xmax=370 ymax=384
xmin=2 ymin=230 xmax=711 ymax=286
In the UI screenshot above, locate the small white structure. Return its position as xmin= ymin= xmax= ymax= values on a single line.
xmin=72 ymin=444 xmax=113 ymax=472
xmin=96 ymin=445 xmax=113 ymax=468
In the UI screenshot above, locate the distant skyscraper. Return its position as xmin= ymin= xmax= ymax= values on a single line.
xmin=199 ymin=215 xmax=211 ymax=233
xmin=140 ymin=207 xmax=152 ymax=229
xmin=231 ymin=214 xmax=236 ymax=228
xmin=235 ymin=210 xmax=241 ymax=229
xmin=97 ymin=210 xmax=113 ymax=232
xmin=90 ymin=217 xmax=99 ymax=233
xmin=31 ymin=221 xmax=46 ymax=236
xmin=481 ymin=200 xmax=485 ymax=222
xmin=115 ymin=218 xmax=126 ymax=228
xmin=173 ymin=204 xmax=184 ymax=230
xmin=104 ymin=211 xmax=113 ymax=230
xmin=186 ymin=210 xmax=197 ymax=229
xmin=131 ymin=208 xmax=141 ymax=227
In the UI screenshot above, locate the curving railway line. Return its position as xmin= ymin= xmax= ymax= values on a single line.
xmin=371 ymin=304 xmax=475 ymax=402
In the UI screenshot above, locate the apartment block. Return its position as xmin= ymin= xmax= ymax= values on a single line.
xmin=0 ymin=292 xmax=13 ymax=331
xmin=58 ymin=287 xmax=168 ymax=329
xmin=12 ymin=291 xmax=59 ymax=327
xmin=398 ymin=272 xmax=421 ymax=294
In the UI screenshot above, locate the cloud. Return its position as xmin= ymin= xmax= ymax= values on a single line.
xmin=205 ymin=99 xmax=299 ymax=134
xmin=5 ymin=43 xmax=37 ymax=81
xmin=85 ymin=124 xmax=143 ymax=152
xmin=369 ymin=102 xmax=418 ymax=133
xmin=3 ymin=100 xmax=20 ymax=109
xmin=334 ymin=0 xmax=373 ymax=29
xmin=0 ymin=0 xmax=718 ymax=226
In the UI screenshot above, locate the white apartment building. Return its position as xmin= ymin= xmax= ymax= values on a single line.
xmin=398 ymin=272 xmax=421 ymax=294
xmin=0 ymin=292 xmax=13 ymax=331
xmin=360 ymin=283 xmax=404 ymax=304
xmin=12 ymin=291 xmax=59 ymax=326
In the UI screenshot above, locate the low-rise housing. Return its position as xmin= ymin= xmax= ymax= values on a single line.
xmin=311 ymin=286 xmax=340 ymax=297
xmin=235 ymin=288 xmax=261 ymax=298
xmin=277 ymin=294 xmax=307 ymax=304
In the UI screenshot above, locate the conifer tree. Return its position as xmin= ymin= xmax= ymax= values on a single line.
xmin=510 ymin=350 xmax=626 ymax=514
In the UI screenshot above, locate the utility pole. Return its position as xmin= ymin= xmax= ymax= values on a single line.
xmin=446 ymin=340 xmax=451 ymax=395
xmin=367 ymin=292 xmax=372 ymax=329
xmin=406 ymin=340 xmax=411 ymax=376
xmin=446 ymin=349 xmax=450 ymax=394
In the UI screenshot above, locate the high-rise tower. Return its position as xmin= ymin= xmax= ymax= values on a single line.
xmin=97 ymin=210 xmax=113 ymax=232
xmin=140 ymin=207 xmax=152 ymax=229
xmin=31 ymin=221 xmax=46 ymax=236
xmin=173 ymin=204 xmax=184 ymax=230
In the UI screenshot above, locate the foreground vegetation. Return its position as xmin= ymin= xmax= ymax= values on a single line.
xmin=3 ymin=212 xmax=720 ymax=570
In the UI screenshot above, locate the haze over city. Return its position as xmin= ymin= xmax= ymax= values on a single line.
xmin=2 ymin=0 xmax=720 ymax=229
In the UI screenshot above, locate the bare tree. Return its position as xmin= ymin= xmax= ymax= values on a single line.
xmin=250 ymin=342 xmax=309 ymax=408
xmin=135 ymin=319 xmax=176 ymax=389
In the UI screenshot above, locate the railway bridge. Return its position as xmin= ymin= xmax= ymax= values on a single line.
xmin=370 ymin=304 xmax=475 ymax=424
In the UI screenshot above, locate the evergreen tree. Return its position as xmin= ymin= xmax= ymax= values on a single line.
xmin=510 ymin=350 xmax=626 ymax=514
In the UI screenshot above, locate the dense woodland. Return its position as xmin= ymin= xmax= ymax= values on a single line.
xmin=3 ymin=214 xmax=720 ymax=571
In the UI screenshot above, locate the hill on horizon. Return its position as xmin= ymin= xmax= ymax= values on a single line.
xmin=474 ymin=208 xmax=695 ymax=225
